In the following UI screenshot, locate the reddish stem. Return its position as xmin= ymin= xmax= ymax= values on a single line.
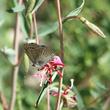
xmin=55 ymin=0 xmax=64 ymax=110
xmin=9 ymin=0 xmax=23 ymax=110
xmin=56 ymin=0 xmax=64 ymax=62
xmin=0 ymin=91 xmax=8 ymax=110
xmin=33 ymin=13 xmax=39 ymax=44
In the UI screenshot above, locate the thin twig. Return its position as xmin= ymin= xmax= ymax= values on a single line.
xmin=55 ymin=0 xmax=64 ymax=110
xmin=9 ymin=0 xmax=22 ymax=110
xmin=0 ymin=91 xmax=8 ymax=110
xmin=33 ymin=13 xmax=39 ymax=44
xmin=55 ymin=69 xmax=64 ymax=110
xmin=56 ymin=0 xmax=64 ymax=61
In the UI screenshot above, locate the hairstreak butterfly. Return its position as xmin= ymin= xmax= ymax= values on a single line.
xmin=24 ymin=43 xmax=55 ymax=68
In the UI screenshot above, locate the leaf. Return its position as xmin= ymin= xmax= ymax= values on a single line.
xmin=19 ymin=14 xmax=29 ymax=38
xmin=7 ymin=4 xmax=25 ymax=13
xmin=25 ymin=0 xmax=36 ymax=15
xmin=63 ymin=0 xmax=85 ymax=21
xmin=35 ymin=72 xmax=58 ymax=107
xmin=79 ymin=16 xmax=106 ymax=38
xmin=35 ymin=80 xmax=48 ymax=107
xmin=37 ymin=0 xmax=85 ymax=37
xmin=32 ymin=0 xmax=45 ymax=14
xmin=0 ymin=47 xmax=15 ymax=65
xmin=38 ymin=22 xmax=58 ymax=37
xmin=25 ymin=0 xmax=45 ymax=15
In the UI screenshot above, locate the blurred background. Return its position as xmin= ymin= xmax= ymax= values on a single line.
xmin=0 ymin=0 xmax=110 ymax=110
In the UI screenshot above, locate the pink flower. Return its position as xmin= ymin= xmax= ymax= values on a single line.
xmin=49 ymin=79 xmax=77 ymax=108
xmin=32 ymin=56 xmax=64 ymax=85
xmin=52 ymin=56 xmax=64 ymax=67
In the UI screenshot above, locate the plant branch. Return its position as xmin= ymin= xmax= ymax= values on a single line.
xmin=33 ymin=13 xmax=39 ymax=44
xmin=56 ymin=0 xmax=64 ymax=61
xmin=9 ymin=0 xmax=23 ymax=110
xmin=0 ymin=91 xmax=8 ymax=110
xmin=55 ymin=0 xmax=64 ymax=110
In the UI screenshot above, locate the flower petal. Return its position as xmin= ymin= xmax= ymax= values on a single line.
xmin=52 ymin=56 xmax=64 ymax=66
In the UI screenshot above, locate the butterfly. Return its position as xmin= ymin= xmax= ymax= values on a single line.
xmin=24 ymin=43 xmax=55 ymax=68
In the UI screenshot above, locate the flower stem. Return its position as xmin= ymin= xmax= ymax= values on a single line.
xmin=0 ymin=91 xmax=8 ymax=110
xmin=55 ymin=0 xmax=64 ymax=110
xmin=55 ymin=69 xmax=63 ymax=110
xmin=56 ymin=0 xmax=64 ymax=62
xmin=33 ymin=13 xmax=39 ymax=44
xmin=9 ymin=0 xmax=23 ymax=110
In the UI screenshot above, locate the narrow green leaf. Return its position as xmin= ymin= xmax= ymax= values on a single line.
xmin=35 ymin=80 xmax=48 ymax=107
xmin=32 ymin=0 xmax=45 ymax=14
xmin=35 ymin=72 xmax=58 ymax=107
xmin=64 ymin=0 xmax=85 ymax=21
xmin=25 ymin=0 xmax=36 ymax=16
xmin=37 ymin=0 xmax=85 ymax=37
xmin=19 ymin=14 xmax=29 ymax=38
xmin=7 ymin=4 xmax=25 ymax=13
xmin=25 ymin=0 xmax=45 ymax=15
xmin=38 ymin=22 xmax=58 ymax=37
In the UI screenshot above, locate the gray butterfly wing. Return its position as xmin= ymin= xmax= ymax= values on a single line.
xmin=38 ymin=45 xmax=55 ymax=66
xmin=24 ymin=43 xmax=54 ymax=67
xmin=24 ymin=43 xmax=40 ymax=65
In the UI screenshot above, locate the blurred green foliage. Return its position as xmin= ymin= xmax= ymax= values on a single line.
xmin=0 ymin=0 xmax=110 ymax=110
